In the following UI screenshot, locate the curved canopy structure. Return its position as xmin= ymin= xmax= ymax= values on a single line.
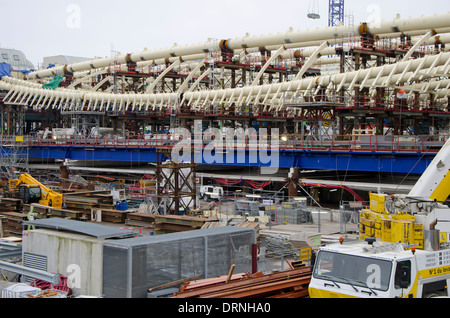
xmin=0 ymin=11 xmax=449 ymax=136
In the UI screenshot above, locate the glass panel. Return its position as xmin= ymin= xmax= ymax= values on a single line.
xmin=314 ymin=251 xmax=393 ymax=291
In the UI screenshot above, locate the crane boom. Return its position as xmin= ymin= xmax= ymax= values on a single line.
xmin=408 ymin=138 xmax=450 ymax=203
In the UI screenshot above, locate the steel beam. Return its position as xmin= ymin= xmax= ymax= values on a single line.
xmin=0 ymin=260 xmax=60 ymax=285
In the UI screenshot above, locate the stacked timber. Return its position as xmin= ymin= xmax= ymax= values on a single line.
xmin=0 ymin=216 xmax=7 ymax=237
xmin=0 ymin=198 xmax=22 ymax=212
xmin=23 ymin=204 xmax=87 ymax=222
xmin=125 ymin=212 xmax=156 ymax=227
xmin=0 ymin=198 xmax=25 ymax=237
xmin=201 ymin=220 xmax=260 ymax=231
xmin=99 ymin=208 xmax=130 ymax=224
xmin=154 ymin=215 xmax=219 ymax=234
xmin=172 ymin=267 xmax=312 ymax=298
xmin=62 ymin=190 xmax=116 ymax=221
xmin=47 ymin=207 xmax=85 ymax=221
xmin=0 ymin=212 xmax=28 ymax=237
xmin=23 ymin=204 xmax=51 ymax=219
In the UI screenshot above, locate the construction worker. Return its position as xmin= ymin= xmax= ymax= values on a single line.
xmin=27 ymin=205 xmax=37 ymax=231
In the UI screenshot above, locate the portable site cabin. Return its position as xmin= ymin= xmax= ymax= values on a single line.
xmin=22 ymin=218 xmax=256 ymax=298
xmin=22 ymin=218 xmax=137 ymax=297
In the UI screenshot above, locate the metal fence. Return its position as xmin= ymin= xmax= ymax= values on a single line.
xmin=102 ymin=226 xmax=256 ymax=298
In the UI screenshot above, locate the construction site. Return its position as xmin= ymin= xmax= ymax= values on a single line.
xmin=1 ymin=0 xmax=450 ymax=300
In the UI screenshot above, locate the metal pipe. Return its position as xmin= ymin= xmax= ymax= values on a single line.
xmin=26 ymin=12 xmax=450 ymax=80
xmin=3 ymin=50 xmax=449 ymax=112
xmin=0 ymin=260 xmax=60 ymax=285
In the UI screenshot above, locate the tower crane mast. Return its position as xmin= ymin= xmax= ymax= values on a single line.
xmin=328 ymin=0 xmax=345 ymax=26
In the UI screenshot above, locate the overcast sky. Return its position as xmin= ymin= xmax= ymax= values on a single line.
xmin=1 ymin=0 xmax=449 ymax=67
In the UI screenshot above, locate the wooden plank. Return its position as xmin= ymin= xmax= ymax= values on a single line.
xmin=155 ymin=215 xmax=218 ymax=228
xmin=173 ymin=267 xmax=311 ymax=299
xmin=226 ymin=265 xmax=235 ymax=283
xmin=48 ymin=208 xmax=83 ymax=220
xmin=0 ymin=237 xmax=22 ymax=243
xmin=64 ymin=196 xmax=100 ymax=204
xmin=125 ymin=219 xmax=154 ymax=227
xmin=155 ymin=214 xmax=217 ymax=223
xmin=148 ymin=274 xmax=203 ymax=293
xmin=127 ymin=213 xmax=156 ymax=222
xmin=154 ymin=223 xmax=197 ymax=234
xmin=62 ymin=190 xmax=112 ymax=196
xmin=0 ymin=212 xmax=28 ymax=219
xmin=100 ymin=209 xmax=129 ymax=224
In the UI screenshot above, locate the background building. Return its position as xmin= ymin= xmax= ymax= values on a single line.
xmin=42 ymin=55 xmax=92 ymax=69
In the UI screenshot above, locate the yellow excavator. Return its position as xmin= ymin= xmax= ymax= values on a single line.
xmin=8 ymin=173 xmax=63 ymax=209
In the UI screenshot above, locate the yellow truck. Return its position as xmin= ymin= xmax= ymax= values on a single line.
xmin=309 ymin=138 xmax=450 ymax=298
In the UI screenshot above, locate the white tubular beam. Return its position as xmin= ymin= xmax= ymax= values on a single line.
xmin=290 ymin=41 xmax=329 ymax=85
xmin=402 ymin=30 xmax=435 ymax=62
xmin=26 ymin=12 xmax=450 ymax=80
xmin=359 ymin=67 xmax=375 ymax=91
xmin=90 ymin=76 xmax=113 ymax=92
xmin=251 ymin=46 xmax=286 ymax=86
xmin=186 ymin=69 xmax=210 ymax=93
xmin=183 ymin=51 xmax=450 ymax=106
xmin=145 ymin=60 xmax=181 ymax=93
xmin=176 ymin=59 xmax=205 ymax=93
xmin=4 ymin=50 xmax=450 ymax=112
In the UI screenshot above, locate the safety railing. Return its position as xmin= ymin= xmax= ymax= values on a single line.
xmin=283 ymin=88 xmax=449 ymax=113
xmin=1 ymin=133 xmax=447 ymax=153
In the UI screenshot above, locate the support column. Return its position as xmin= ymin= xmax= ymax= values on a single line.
xmin=288 ymin=168 xmax=299 ymax=198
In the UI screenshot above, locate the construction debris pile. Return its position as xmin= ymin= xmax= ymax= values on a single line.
xmin=264 ymin=235 xmax=303 ymax=259
xmin=172 ymin=265 xmax=312 ymax=298
xmin=1 ymin=283 xmax=68 ymax=299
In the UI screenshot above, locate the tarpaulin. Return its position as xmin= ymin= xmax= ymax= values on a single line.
xmin=0 ymin=63 xmax=11 ymax=79
xmin=42 ymin=75 xmax=63 ymax=90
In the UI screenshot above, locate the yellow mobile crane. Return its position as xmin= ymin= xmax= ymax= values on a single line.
xmin=309 ymin=138 xmax=450 ymax=298
xmin=8 ymin=173 xmax=63 ymax=209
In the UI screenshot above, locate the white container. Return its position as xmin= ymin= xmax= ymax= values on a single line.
xmin=22 ymin=229 xmax=104 ymax=297
xmin=1 ymin=283 xmax=41 ymax=298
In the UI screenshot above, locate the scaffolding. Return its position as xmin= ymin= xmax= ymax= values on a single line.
xmin=156 ymin=150 xmax=197 ymax=215
xmin=0 ymin=102 xmax=29 ymax=179
xmin=0 ymin=136 xmax=29 ymax=180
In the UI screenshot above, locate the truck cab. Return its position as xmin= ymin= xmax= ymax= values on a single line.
xmin=309 ymin=239 xmax=450 ymax=298
xmin=18 ymin=185 xmax=42 ymax=205
xmin=200 ymin=186 xmax=224 ymax=201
